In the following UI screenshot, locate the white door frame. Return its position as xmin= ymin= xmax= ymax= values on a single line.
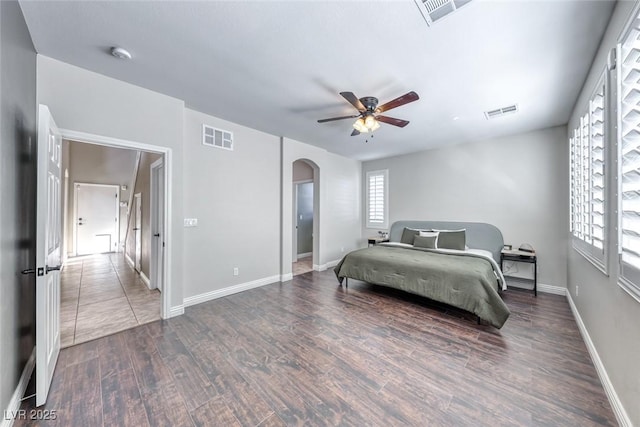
xmin=150 ymin=158 xmax=165 ymax=291
xmin=59 ymin=129 xmax=173 ymax=320
xmin=62 ymin=169 xmax=69 ymax=263
xmin=73 ymin=182 xmax=120 ymax=256
xmin=133 ymin=193 xmax=142 ymax=272
xmin=292 ymin=179 xmax=313 ymax=262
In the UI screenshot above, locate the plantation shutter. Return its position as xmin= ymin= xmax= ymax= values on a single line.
xmin=619 ymin=12 xmax=640 ymax=298
xmin=366 ymin=170 xmax=388 ymax=229
xmin=590 ymin=84 xmax=605 ymax=250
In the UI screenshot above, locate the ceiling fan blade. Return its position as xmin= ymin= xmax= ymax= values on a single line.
xmin=351 ymin=129 xmax=360 ymax=136
xmin=376 ymin=91 xmax=419 ymax=113
xmin=376 ymin=115 xmax=410 ymax=128
xmin=340 ymin=92 xmax=366 ymax=112
xmin=317 ymin=114 xmax=360 ymax=123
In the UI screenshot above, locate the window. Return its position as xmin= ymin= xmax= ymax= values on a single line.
xmin=569 ymin=74 xmax=606 ymax=269
xmin=617 ymin=10 xmax=640 ymax=301
xmin=366 ymin=170 xmax=388 ymax=229
xmin=202 ymin=124 xmax=233 ymax=150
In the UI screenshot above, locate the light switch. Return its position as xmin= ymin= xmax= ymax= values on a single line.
xmin=184 ymin=218 xmax=198 ymax=227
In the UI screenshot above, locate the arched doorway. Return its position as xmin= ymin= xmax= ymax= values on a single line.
xmin=292 ymin=159 xmax=319 ymax=275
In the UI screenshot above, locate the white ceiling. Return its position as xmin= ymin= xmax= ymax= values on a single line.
xmin=20 ymin=0 xmax=615 ymax=161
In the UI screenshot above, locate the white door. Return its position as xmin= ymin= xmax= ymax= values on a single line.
xmin=134 ymin=193 xmax=142 ymax=272
xmin=150 ymin=159 xmax=164 ymax=291
xmin=75 ymin=183 xmax=119 ymax=255
xmin=35 ymin=105 xmax=62 ymax=406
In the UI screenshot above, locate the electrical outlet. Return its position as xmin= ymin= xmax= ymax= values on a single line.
xmin=233 ymin=267 xmax=239 ymax=276
xmin=576 ymin=285 xmax=579 ymax=296
xmin=184 ymin=218 xmax=198 ymax=227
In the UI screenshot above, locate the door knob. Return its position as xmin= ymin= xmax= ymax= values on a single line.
xmin=21 ymin=268 xmax=36 ymax=275
xmin=133 ymin=228 xmax=140 ymax=231
xmin=153 ymin=233 xmax=160 ymax=237
xmin=46 ymin=265 xmax=62 ymax=273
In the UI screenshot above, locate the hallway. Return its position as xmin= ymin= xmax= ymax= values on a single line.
xmin=60 ymin=253 xmax=161 ymax=347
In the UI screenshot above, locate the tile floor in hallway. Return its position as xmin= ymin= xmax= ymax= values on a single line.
xmin=61 ymin=253 xmax=161 ymax=347
xmin=292 ymin=255 xmax=313 ymax=276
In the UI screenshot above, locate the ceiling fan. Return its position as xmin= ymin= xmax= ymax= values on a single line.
xmin=318 ymin=91 xmax=419 ymax=136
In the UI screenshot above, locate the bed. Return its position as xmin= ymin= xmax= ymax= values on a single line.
xmin=334 ymin=220 xmax=510 ymax=328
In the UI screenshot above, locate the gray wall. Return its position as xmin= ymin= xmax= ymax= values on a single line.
xmin=36 ymin=55 xmax=185 ymax=312
xmin=0 ymin=0 xmax=37 ymax=416
xmin=293 ymin=159 xmax=313 ymax=182
xmin=125 ymin=152 xmax=161 ymax=278
xmin=362 ymin=126 xmax=569 ymax=288
xmin=282 ymin=137 xmax=362 ymax=273
xmin=66 ymin=140 xmax=138 ymax=255
xmin=183 ymin=108 xmax=281 ymax=298
xmin=567 ymin=1 xmax=640 ymax=424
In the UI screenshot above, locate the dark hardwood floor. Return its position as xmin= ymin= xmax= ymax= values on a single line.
xmin=16 ymin=270 xmax=616 ymax=426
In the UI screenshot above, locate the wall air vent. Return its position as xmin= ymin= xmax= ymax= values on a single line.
xmin=415 ymin=0 xmax=473 ymax=26
xmin=202 ymin=124 xmax=233 ymax=151
xmin=484 ymin=104 xmax=519 ymax=120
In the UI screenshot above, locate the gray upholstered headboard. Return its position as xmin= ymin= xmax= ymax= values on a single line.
xmin=389 ymin=220 xmax=504 ymax=263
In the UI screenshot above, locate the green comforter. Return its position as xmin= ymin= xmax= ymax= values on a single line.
xmin=334 ymin=245 xmax=510 ymax=328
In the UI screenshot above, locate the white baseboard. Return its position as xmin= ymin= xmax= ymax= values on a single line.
xmin=313 ymin=259 xmax=341 ymax=272
xmin=296 ymin=252 xmax=312 ymax=260
xmin=183 ymin=275 xmax=281 ymax=308
xmin=124 ymin=253 xmax=134 ymax=269
xmin=2 ymin=348 xmax=35 ymax=427
xmin=280 ymin=273 xmax=293 ymax=282
xmin=566 ymin=293 xmax=631 ymax=427
xmin=168 ymin=305 xmax=184 ymax=318
xmin=140 ymin=271 xmax=151 ymax=289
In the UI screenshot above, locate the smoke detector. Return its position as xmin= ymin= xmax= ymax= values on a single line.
xmin=110 ymin=47 xmax=132 ymax=60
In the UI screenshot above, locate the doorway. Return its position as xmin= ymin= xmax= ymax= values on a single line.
xmin=292 ymin=160 xmax=315 ymax=276
xmin=57 ymin=136 xmax=170 ymax=348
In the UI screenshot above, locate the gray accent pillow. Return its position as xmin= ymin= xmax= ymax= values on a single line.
xmin=413 ymin=234 xmax=438 ymax=249
xmin=400 ymin=227 xmax=420 ymax=244
xmin=436 ymin=229 xmax=466 ymax=250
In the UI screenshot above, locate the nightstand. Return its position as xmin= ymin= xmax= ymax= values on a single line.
xmin=367 ymin=237 xmax=389 ymax=247
xmin=500 ymin=249 xmax=537 ymax=296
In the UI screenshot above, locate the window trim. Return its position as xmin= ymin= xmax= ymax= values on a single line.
xmin=365 ymin=169 xmax=389 ymax=229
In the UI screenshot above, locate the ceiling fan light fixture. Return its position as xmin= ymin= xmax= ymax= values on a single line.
xmin=364 ymin=115 xmax=378 ymax=130
xmin=353 ymin=118 xmax=368 ymax=133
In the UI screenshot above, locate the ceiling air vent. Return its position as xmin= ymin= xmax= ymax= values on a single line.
xmin=415 ymin=0 xmax=473 ymax=26
xmin=202 ymin=124 xmax=233 ymax=151
xmin=484 ymin=104 xmax=519 ymax=120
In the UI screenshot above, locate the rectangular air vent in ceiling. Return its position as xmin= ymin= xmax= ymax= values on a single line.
xmin=202 ymin=124 xmax=233 ymax=150
xmin=484 ymin=104 xmax=519 ymax=120
xmin=415 ymin=0 xmax=473 ymax=26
